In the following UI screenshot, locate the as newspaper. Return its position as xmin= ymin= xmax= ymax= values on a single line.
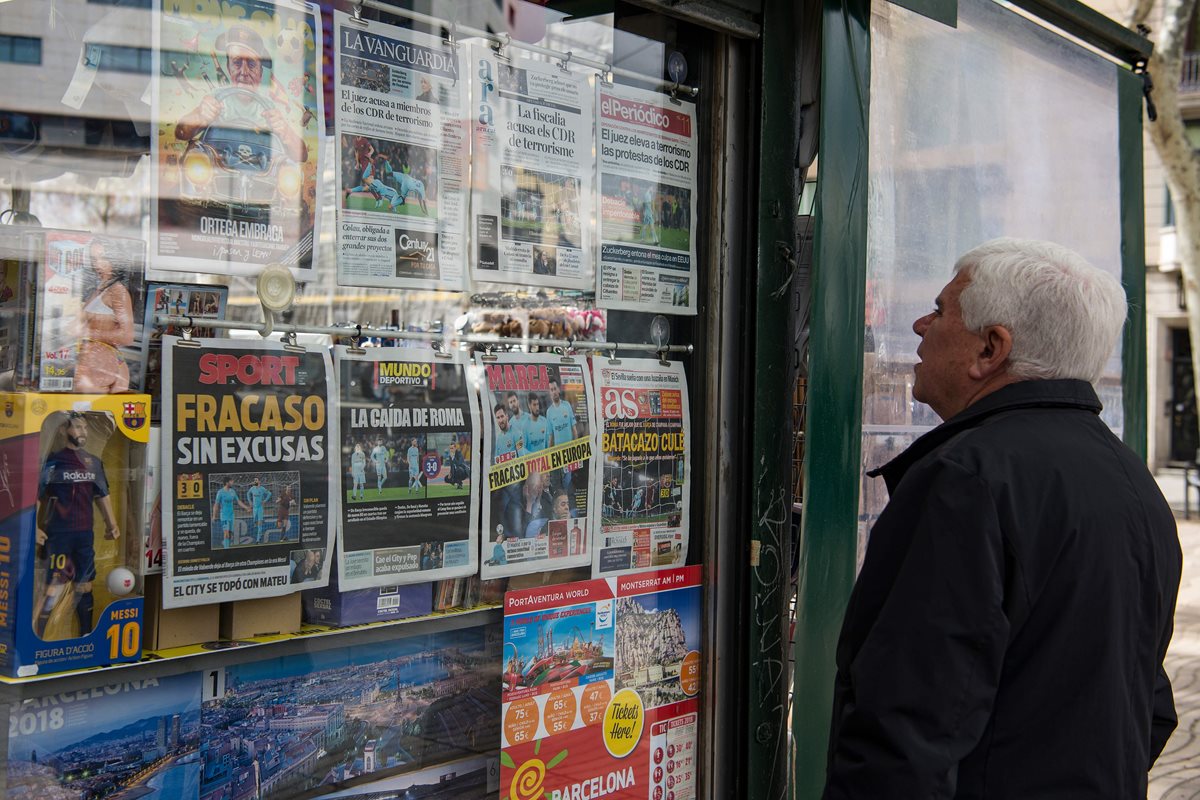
xmin=480 ymin=353 xmax=596 ymax=579
xmin=334 ymin=347 xmax=480 ymax=589
xmin=596 ymin=83 xmax=698 ymax=314
xmin=151 ymin=0 xmax=324 ymax=279
xmin=592 ymin=359 xmax=691 ymax=577
xmin=470 ymin=45 xmax=594 ymax=290
xmin=333 ymin=12 xmax=468 ymax=290
xmin=161 ymin=338 xmax=336 ymax=607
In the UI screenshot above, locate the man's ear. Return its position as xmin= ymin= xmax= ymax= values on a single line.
xmin=968 ymin=325 xmax=1013 ymax=380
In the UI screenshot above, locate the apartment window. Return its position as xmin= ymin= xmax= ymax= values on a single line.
xmin=0 ymin=35 xmax=42 ymax=65
xmin=91 ymin=43 xmax=154 ymax=73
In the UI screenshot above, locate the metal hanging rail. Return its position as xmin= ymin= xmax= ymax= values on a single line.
xmin=350 ymin=0 xmax=700 ymax=98
xmin=154 ymin=313 xmax=693 ymax=356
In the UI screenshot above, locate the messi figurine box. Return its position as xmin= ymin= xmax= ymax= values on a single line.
xmin=0 ymin=393 xmax=149 ymax=677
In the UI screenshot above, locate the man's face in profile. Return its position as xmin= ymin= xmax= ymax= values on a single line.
xmin=228 ymin=45 xmax=264 ymax=87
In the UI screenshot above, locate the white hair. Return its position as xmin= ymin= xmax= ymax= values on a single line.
xmin=953 ymin=238 xmax=1127 ymax=383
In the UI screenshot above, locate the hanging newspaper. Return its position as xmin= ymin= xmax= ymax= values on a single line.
xmin=592 ymin=359 xmax=691 ymax=577
xmin=479 ymin=352 xmax=596 ymax=579
xmin=334 ymin=347 xmax=480 ymax=588
xmin=596 ymin=83 xmax=698 ymax=314
xmin=161 ymin=337 xmax=336 ymax=607
xmin=470 ymin=45 xmax=594 ymax=290
xmin=501 ymin=566 xmax=702 ymax=800
xmin=152 ymin=0 xmax=324 ymax=279
xmin=333 ymin=12 xmax=468 ymax=290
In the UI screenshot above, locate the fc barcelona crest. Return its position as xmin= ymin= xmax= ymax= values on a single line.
xmin=122 ymin=401 xmax=147 ymax=430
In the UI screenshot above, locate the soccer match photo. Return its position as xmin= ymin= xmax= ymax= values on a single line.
xmin=343 ymin=432 xmax=472 ymax=504
xmin=600 ymin=172 xmax=692 ymax=252
xmin=499 ymin=165 xmax=582 ymax=248
xmin=208 ymin=470 xmax=301 ymax=549
xmin=341 ymin=134 xmax=438 ymax=218
xmin=341 ymin=53 xmax=391 ymax=94
xmin=601 ymin=455 xmax=685 ymax=528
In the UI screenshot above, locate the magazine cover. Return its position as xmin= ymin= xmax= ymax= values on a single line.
xmin=141 ymin=282 xmax=229 ymax=424
xmin=501 ymin=567 xmax=702 ymax=800
xmin=200 ymin=625 xmax=501 ymax=798
xmin=592 ymin=359 xmax=691 ymax=577
xmin=34 ymin=230 xmax=147 ymax=393
xmin=334 ymin=346 xmax=480 ymax=589
xmin=333 ymin=11 xmax=468 ymax=290
xmin=470 ymin=45 xmax=594 ymax=290
xmin=161 ymin=337 xmax=337 ymax=607
xmin=152 ymin=0 xmax=324 ymax=279
xmin=595 ymin=83 xmax=698 ymax=314
xmin=7 ymin=672 xmax=203 ymax=800
xmin=478 ymin=352 xmax=597 ymax=579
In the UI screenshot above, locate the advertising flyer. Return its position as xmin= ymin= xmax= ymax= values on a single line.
xmin=152 ymin=0 xmax=325 ymax=279
xmin=334 ymin=346 xmax=480 ymax=588
xmin=333 ymin=12 xmax=468 ymax=290
xmin=479 ymin=352 xmax=597 ymax=579
xmin=161 ymin=337 xmax=336 ymax=607
xmin=7 ymin=672 xmax=203 ymax=800
xmin=470 ymin=45 xmax=594 ymax=290
xmin=595 ymin=83 xmax=698 ymax=314
xmin=501 ymin=566 xmax=702 ymax=800
xmin=593 ymin=359 xmax=691 ymax=577
xmin=200 ymin=626 xmax=501 ymax=799
xmin=33 ymin=230 xmax=148 ymax=393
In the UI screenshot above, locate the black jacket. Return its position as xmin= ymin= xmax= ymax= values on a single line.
xmin=824 ymin=379 xmax=1181 ymax=799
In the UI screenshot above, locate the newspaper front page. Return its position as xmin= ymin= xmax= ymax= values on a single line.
xmin=596 ymin=83 xmax=698 ymax=314
xmin=334 ymin=346 xmax=480 ymax=588
xmin=334 ymin=12 xmax=468 ymax=290
xmin=152 ymin=0 xmax=324 ymax=280
xmin=161 ymin=337 xmax=336 ymax=607
xmin=592 ymin=359 xmax=691 ymax=577
xmin=470 ymin=46 xmax=594 ymax=290
xmin=479 ymin=353 xmax=597 ymax=579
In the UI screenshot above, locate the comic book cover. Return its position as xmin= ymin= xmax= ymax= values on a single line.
xmin=334 ymin=346 xmax=480 ymax=589
xmin=33 ymin=230 xmax=147 ymax=393
xmin=479 ymin=352 xmax=597 ymax=579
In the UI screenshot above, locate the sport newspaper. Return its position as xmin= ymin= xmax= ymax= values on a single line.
xmin=151 ymin=0 xmax=325 ymax=280
xmin=161 ymin=337 xmax=336 ymax=607
xmin=334 ymin=12 xmax=468 ymax=290
xmin=596 ymin=83 xmax=698 ymax=314
xmin=479 ymin=353 xmax=597 ymax=579
xmin=334 ymin=347 xmax=480 ymax=589
xmin=592 ymin=359 xmax=691 ymax=577
xmin=469 ymin=45 xmax=594 ymax=290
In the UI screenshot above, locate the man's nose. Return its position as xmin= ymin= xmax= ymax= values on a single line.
xmin=913 ymin=313 xmax=931 ymax=336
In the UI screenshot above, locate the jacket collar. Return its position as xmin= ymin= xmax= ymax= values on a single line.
xmin=870 ymin=379 xmax=1103 ymax=487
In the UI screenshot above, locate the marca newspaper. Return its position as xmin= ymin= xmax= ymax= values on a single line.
xmin=161 ymin=337 xmax=336 ymax=607
xmin=333 ymin=12 xmax=468 ymax=290
xmin=469 ymin=45 xmax=595 ymax=290
xmin=334 ymin=346 xmax=480 ymax=589
xmin=479 ymin=353 xmax=597 ymax=579
xmin=592 ymin=359 xmax=690 ymax=577
xmin=596 ymin=83 xmax=698 ymax=315
xmin=151 ymin=0 xmax=324 ymax=279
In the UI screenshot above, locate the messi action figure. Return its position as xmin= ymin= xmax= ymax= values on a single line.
xmin=35 ymin=412 xmax=120 ymax=638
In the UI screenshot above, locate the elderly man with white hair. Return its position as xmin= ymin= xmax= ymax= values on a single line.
xmin=823 ymin=238 xmax=1182 ymax=799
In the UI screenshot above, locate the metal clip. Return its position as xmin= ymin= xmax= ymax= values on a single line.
xmin=492 ymin=33 xmax=511 ymax=60
xmin=349 ymin=0 xmax=368 ymax=26
xmin=347 ymin=324 xmax=367 ymax=355
xmin=444 ymin=21 xmax=457 ymax=50
xmin=560 ymin=340 xmax=576 ymax=364
xmin=657 ymin=348 xmax=670 ymax=367
xmin=433 ymin=339 xmax=453 ymax=359
xmin=669 ymin=81 xmax=681 ymax=104
xmin=177 ymin=325 xmax=202 ymax=348
xmin=480 ymin=344 xmax=499 ymax=363
xmin=599 ymin=68 xmax=614 ymax=86
xmin=558 ymin=51 xmax=573 ymax=73
xmin=606 ymin=344 xmax=621 ymax=365
xmin=282 ymin=331 xmax=306 ymax=353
